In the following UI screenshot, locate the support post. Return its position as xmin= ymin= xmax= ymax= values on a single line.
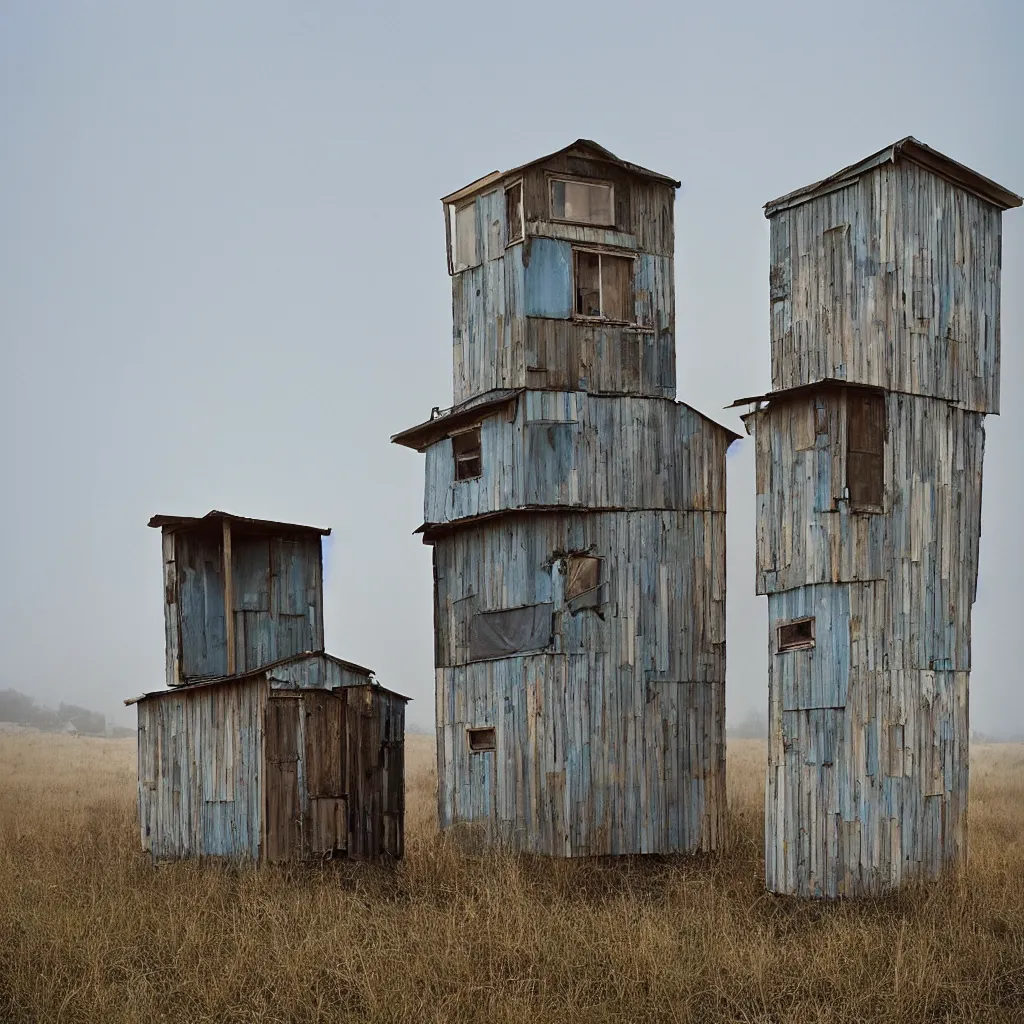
xmin=223 ymin=518 xmax=235 ymax=675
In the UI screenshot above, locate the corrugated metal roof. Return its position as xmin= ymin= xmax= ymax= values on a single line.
xmin=728 ymin=378 xmax=886 ymax=409
xmin=148 ymin=510 xmax=331 ymax=536
xmin=126 ymin=651 xmax=411 ymax=706
xmin=764 ymin=137 xmax=1022 ymax=216
xmin=440 ymin=139 xmax=681 ymax=206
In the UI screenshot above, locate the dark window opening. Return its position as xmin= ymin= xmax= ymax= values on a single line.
xmin=847 ymin=392 xmax=885 ymax=511
xmin=453 ymin=428 xmax=482 ymax=481
xmin=468 ymin=603 xmax=553 ymax=661
xmin=505 ymin=181 xmax=523 ymax=244
xmin=574 ymin=250 xmax=633 ymax=322
xmin=564 ymin=554 xmax=602 ymax=612
xmin=778 ymin=617 xmax=815 ymax=652
xmin=467 ymin=727 xmax=496 ymax=752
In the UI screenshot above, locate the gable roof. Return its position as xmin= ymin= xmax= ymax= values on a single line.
xmin=148 ymin=510 xmax=331 ymax=537
xmin=440 ymin=139 xmax=681 ymax=206
xmin=764 ymin=136 xmax=1022 ymax=216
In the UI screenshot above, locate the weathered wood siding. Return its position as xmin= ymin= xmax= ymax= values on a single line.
xmin=137 ymin=678 xmax=266 ymax=861
xmin=769 ymin=161 xmax=1002 ymax=412
xmin=423 ymin=393 xmax=729 ymax=526
xmin=137 ymin=658 xmax=406 ymax=864
xmin=754 ymin=145 xmax=1013 ymax=896
xmin=431 ymin=508 xmax=726 ymax=856
xmin=161 ymin=525 xmax=325 ymax=686
xmin=450 ymin=157 xmax=677 ymax=405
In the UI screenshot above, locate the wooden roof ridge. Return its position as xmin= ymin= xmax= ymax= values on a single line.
xmin=764 ymin=136 xmax=1022 ymax=216
xmin=148 ymin=510 xmax=331 ymax=536
xmin=125 ymin=650 xmax=412 ymax=706
xmin=440 ymin=139 xmax=681 ymax=206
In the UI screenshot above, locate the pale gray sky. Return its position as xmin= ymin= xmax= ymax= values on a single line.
xmin=1 ymin=1 xmax=1021 ymax=733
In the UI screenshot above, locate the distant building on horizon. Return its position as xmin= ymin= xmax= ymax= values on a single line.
xmin=393 ymin=140 xmax=739 ymax=856
xmin=735 ymin=138 xmax=1021 ymax=897
xmin=129 ymin=510 xmax=408 ymax=863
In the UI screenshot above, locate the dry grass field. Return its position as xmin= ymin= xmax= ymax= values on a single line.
xmin=0 ymin=732 xmax=1021 ymax=1023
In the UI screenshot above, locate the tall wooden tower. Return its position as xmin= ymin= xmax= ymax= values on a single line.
xmin=394 ymin=141 xmax=738 ymax=856
xmin=734 ymin=138 xmax=1020 ymax=896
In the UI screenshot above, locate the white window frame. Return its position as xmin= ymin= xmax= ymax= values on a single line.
xmin=549 ymin=176 xmax=615 ymax=227
xmin=571 ymin=246 xmax=636 ymax=324
xmin=447 ymin=201 xmax=478 ymax=274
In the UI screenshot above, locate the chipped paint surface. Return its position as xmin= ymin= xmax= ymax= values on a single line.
xmin=397 ymin=142 xmax=734 ymax=857
xmin=749 ymin=142 xmax=1017 ymax=896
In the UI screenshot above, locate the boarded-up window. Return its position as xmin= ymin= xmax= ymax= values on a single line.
xmin=574 ymin=250 xmax=633 ymax=322
xmin=565 ymin=554 xmax=601 ymax=612
xmin=505 ymin=181 xmax=523 ymax=244
xmin=452 ymin=428 xmax=482 ymax=481
xmin=778 ymin=617 xmax=815 ymax=652
xmin=550 ymin=178 xmax=614 ymax=225
xmin=847 ymin=392 xmax=885 ymax=511
xmin=450 ymin=202 xmax=478 ymax=272
xmin=469 ymin=603 xmax=553 ymax=661
xmin=467 ymin=727 xmax=496 ymax=752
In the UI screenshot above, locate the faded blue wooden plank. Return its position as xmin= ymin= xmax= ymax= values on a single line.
xmin=524 ymin=238 xmax=572 ymax=318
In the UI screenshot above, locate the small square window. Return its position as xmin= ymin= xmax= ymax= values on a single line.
xmin=453 ymin=428 xmax=482 ymax=481
xmin=505 ymin=181 xmax=523 ymax=244
xmin=777 ymin=617 xmax=815 ymax=652
xmin=573 ymin=250 xmax=634 ymax=322
xmin=467 ymin=727 xmax=495 ymax=752
xmin=564 ymin=554 xmax=601 ymax=611
xmin=550 ymin=178 xmax=614 ymax=226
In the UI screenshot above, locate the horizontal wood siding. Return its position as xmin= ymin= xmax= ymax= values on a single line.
xmin=769 ymin=162 xmax=1002 ymax=412
xmin=136 ymin=678 xmax=266 ymax=861
xmin=423 ymin=394 xmax=729 ymax=525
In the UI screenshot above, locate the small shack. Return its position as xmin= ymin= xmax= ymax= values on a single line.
xmin=128 ymin=511 xmax=408 ymax=863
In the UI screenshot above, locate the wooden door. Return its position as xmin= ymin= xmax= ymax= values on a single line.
xmin=265 ymin=696 xmax=301 ymax=863
xmin=302 ymin=691 xmax=348 ymax=857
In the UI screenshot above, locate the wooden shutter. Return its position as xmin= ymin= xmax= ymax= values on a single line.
xmin=847 ymin=392 xmax=885 ymax=510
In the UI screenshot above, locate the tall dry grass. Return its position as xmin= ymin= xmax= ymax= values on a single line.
xmin=0 ymin=731 xmax=1021 ymax=1023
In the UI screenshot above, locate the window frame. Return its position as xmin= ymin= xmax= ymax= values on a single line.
xmin=452 ymin=427 xmax=482 ymax=482
xmin=572 ymin=246 xmax=635 ymax=324
xmin=467 ymin=726 xmax=496 ymax=753
xmin=846 ymin=391 xmax=886 ymax=513
xmin=447 ymin=200 xmax=479 ymax=274
xmin=548 ymin=175 xmax=616 ymax=227
xmin=504 ymin=179 xmax=524 ymax=246
xmin=777 ymin=616 xmax=816 ymax=653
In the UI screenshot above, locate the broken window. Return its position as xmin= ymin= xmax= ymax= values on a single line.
xmin=452 ymin=428 xmax=482 ymax=481
xmin=469 ymin=603 xmax=553 ymax=661
xmin=505 ymin=181 xmax=523 ymax=244
xmin=574 ymin=250 xmax=633 ymax=321
xmin=550 ymin=178 xmax=614 ymax=226
xmin=449 ymin=202 xmax=478 ymax=272
xmin=564 ymin=554 xmax=602 ymax=613
xmin=467 ymin=727 xmax=496 ymax=752
xmin=847 ymin=392 xmax=885 ymax=511
xmin=778 ymin=617 xmax=815 ymax=652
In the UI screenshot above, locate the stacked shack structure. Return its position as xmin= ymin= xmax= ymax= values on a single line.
xmin=394 ymin=141 xmax=739 ymax=857
xmin=735 ymin=138 xmax=1021 ymax=897
xmin=128 ymin=511 xmax=408 ymax=863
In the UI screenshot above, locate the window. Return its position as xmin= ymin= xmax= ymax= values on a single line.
xmin=467 ymin=727 xmax=496 ymax=752
xmin=778 ymin=617 xmax=815 ymax=652
xmin=574 ymin=250 xmax=633 ymax=322
xmin=564 ymin=554 xmax=601 ymax=612
xmin=847 ymin=392 xmax=885 ymax=511
xmin=505 ymin=181 xmax=523 ymax=244
xmin=469 ymin=603 xmax=553 ymax=661
xmin=550 ymin=178 xmax=614 ymax=226
xmin=449 ymin=202 xmax=478 ymax=272
xmin=452 ymin=428 xmax=482 ymax=481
